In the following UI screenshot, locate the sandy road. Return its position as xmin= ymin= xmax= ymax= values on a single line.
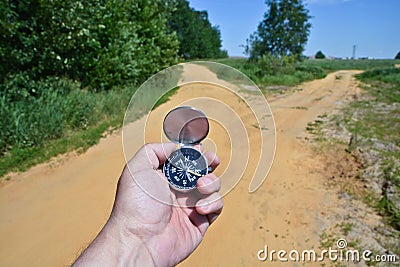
xmin=0 ymin=66 xmax=361 ymax=266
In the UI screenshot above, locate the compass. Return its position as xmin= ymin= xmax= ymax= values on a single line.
xmin=162 ymin=106 xmax=209 ymax=190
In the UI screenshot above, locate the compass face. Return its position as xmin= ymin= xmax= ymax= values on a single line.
xmin=163 ymin=147 xmax=208 ymax=190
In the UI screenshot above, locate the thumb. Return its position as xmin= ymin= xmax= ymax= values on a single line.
xmin=129 ymin=143 xmax=177 ymax=170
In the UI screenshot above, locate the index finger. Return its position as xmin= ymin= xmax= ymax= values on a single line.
xmin=204 ymin=151 xmax=220 ymax=171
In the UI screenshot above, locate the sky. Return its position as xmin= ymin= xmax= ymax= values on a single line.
xmin=189 ymin=0 xmax=400 ymax=59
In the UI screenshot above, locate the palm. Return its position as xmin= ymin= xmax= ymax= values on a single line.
xmin=113 ymin=144 xmax=221 ymax=267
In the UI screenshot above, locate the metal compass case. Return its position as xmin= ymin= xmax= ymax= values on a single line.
xmin=162 ymin=106 xmax=210 ymax=190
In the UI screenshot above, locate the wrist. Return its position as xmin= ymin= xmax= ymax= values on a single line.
xmin=107 ymin=214 xmax=156 ymax=266
xmin=73 ymin=215 xmax=155 ymax=267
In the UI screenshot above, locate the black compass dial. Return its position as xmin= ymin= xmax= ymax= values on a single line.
xmin=163 ymin=147 xmax=208 ymax=190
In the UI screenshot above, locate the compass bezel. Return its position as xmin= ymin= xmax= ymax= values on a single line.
xmin=163 ymin=146 xmax=209 ymax=190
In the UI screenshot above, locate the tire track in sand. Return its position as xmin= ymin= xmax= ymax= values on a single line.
xmin=0 ymin=66 xmax=361 ymax=266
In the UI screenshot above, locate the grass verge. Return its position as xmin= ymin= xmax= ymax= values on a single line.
xmin=301 ymin=67 xmax=400 ymax=261
xmin=325 ymin=67 xmax=400 ymax=230
xmin=350 ymin=68 xmax=400 ymax=230
xmin=1 ymin=72 xmax=181 ymax=179
xmin=210 ymin=58 xmax=400 ymax=89
xmin=309 ymin=67 xmax=400 ymax=257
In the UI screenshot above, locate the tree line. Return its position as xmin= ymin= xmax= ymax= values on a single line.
xmin=0 ymin=0 xmax=227 ymax=163
xmin=0 ymin=0 xmax=227 ymax=94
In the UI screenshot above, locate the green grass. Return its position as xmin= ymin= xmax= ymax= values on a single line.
xmin=306 ymin=114 xmax=329 ymax=142
xmin=152 ymin=86 xmax=180 ymax=110
xmin=0 ymin=69 xmax=182 ymax=179
xmin=202 ymin=58 xmax=400 ymax=90
xmin=0 ymin=83 xmax=135 ymax=178
xmin=2 ymin=58 xmax=399 ymax=179
xmin=300 ymin=59 xmax=400 ymax=71
xmin=356 ymin=68 xmax=400 ymax=103
xmin=341 ymin=67 xmax=400 ymax=230
xmin=210 ymin=57 xmax=326 ymax=87
xmin=0 ymin=121 xmax=115 ymax=176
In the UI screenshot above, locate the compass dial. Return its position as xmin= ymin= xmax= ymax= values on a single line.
xmin=163 ymin=147 xmax=208 ymax=190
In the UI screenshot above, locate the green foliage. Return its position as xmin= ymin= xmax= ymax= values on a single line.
xmin=343 ymin=67 xmax=400 ymax=230
xmin=257 ymin=53 xmax=296 ymax=75
xmin=1 ymin=0 xmax=179 ymax=91
xmin=168 ymin=0 xmax=227 ymax=59
xmin=204 ymin=58 xmax=399 ymax=88
xmin=153 ymin=86 xmax=180 ymax=110
xmin=213 ymin=57 xmax=325 ymax=87
xmin=377 ymin=162 xmax=400 ymax=230
xmin=0 ymin=65 xmax=183 ymax=178
xmin=377 ymin=194 xmax=400 ymax=230
xmin=245 ymin=0 xmax=311 ymax=60
xmin=0 ymin=121 xmax=113 ymax=178
xmin=0 ymin=77 xmax=136 ymax=176
xmin=315 ymin=50 xmax=326 ymax=59
xmin=395 ymin=51 xmax=400 ymax=60
xmin=356 ymin=68 xmax=400 ymax=103
xmin=1 ymin=0 xmax=230 ymax=178
xmin=300 ymin=59 xmax=400 ymax=71
xmin=0 ymin=77 xmax=126 ymax=154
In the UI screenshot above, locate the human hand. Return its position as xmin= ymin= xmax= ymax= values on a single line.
xmin=73 ymin=143 xmax=223 ymax=267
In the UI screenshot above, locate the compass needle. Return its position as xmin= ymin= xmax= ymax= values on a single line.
xmin=186 ymin=169 xmax=202 ymax=177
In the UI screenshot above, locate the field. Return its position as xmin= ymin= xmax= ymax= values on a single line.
xmin=214 ymin=57 xmax=398 ymax=86
xmin=1 ymin=58 xmax=398 ymax=177
xmin=0 ymin=58 xmax=399 ymax=265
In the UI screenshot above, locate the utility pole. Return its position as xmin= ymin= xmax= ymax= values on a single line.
xmin=352 ymin=45 xmax=356 ymax=59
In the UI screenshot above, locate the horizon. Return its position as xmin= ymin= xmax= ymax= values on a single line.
xmin=189 ymin=0 xmax=400 ymax=59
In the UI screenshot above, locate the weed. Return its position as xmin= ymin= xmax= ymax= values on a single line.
xmin=319 ymin=231 xmax=337 ymax=248
xmin=338 ymin=222 xmax=353 ymax=235
xmin=291 ymin=106 xmax=308 ymax=110
xmin=318 ymin=113 xmax=328 ymax=119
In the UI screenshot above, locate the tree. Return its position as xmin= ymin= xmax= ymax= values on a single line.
xmin=0 ymin=0 xmax=179 ymax=90
xmin=315 ymin=50 xmax=326 ymax=59
xmin=168 ymin=0 xmax=227 ymax=59
xmin=245 ymin=0 xmax=311 ymax=60
xmin=395 ymin=51 xmax=400 ymax=60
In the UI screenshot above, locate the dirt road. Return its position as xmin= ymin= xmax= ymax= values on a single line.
xmin=0 ymin=66 xmax=361 ymax=266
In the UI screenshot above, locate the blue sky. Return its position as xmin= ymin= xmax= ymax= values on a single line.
xmin=189 ymin=0 xmax=400 ymax=59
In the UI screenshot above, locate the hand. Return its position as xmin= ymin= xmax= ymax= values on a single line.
xmin=73 ymin=143 xmax=223 ymax=267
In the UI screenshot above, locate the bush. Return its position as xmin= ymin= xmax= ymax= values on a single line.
xmin=257 ymin=53 xmax=296 ymax=76
xmin=315 ymin=50 xmax=326 ymax=59
xmin=295 ymin=65 xmax=326 ymax=79
xmin=0 ymin=76 xmax=138 ymax=156
xmin=1 ymin=0 xmax=179 ymax=91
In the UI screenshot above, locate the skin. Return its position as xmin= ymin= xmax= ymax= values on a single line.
xmin=73 ymin=143 xmax=223 ymax=267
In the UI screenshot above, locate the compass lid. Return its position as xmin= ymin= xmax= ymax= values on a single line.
xmin=163 ymin=106 xmax=209 ymax=145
